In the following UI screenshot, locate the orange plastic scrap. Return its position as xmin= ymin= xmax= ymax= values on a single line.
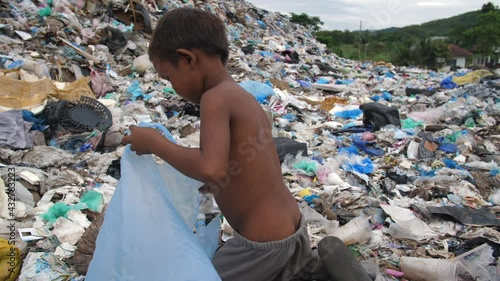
xmin=320 ymin=96 xmax=348 ymax=111
xmin=0 ymin=76 xmax=94 ymax=109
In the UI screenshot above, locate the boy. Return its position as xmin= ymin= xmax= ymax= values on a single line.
xmin=122 ymin=7 xmax=371 ymax=281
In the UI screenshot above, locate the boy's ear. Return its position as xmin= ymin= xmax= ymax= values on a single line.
xmin=176 ymin=49 xmax=197 ymax=67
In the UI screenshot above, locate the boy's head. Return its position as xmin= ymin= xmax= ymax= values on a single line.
xmin=149 ymin=8 xmax=229 ymax=102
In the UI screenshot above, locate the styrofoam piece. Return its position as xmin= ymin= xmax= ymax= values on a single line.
xmin=20 ymin=171 xmax=40 ymax=185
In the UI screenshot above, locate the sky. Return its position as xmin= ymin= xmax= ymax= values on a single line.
xmin=248 ymin=0 xmax=500 ymax=31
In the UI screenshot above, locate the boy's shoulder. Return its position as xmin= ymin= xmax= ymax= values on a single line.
xmin=201 ymin=80 xmax=246 ymax=104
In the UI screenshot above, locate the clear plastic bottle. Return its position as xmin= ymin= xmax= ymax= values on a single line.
xmin=195 ymin=214 xmax=206 ymax=236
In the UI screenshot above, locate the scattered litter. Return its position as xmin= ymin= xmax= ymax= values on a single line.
xmin=0 ymin=0 xmax=498 ymax=279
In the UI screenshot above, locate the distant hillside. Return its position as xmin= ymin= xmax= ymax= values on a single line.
xmin=315 ymin=9 xmax=484 ymax=64
xmin=376 ymin=11 xmax=479 ymax=39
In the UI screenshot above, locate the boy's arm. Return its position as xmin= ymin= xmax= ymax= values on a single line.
xmin=149 ymin=90 xmax=230 ymax=184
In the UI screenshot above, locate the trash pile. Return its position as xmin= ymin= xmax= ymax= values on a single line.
xmin=1 ymin=0 xmax=499 ymax=280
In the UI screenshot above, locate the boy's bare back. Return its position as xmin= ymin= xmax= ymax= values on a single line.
xmin=202 ymin=81 xmax=301 ymax=242
xmin=123 ymin=6 xmax=301 ymax=244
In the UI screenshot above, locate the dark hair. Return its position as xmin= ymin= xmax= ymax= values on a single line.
xmin=149 ymin=7 xmax=229 ymax=65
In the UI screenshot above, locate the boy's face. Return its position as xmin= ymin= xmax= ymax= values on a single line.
xmin=152 ymin=57 xmax=203 ymax=104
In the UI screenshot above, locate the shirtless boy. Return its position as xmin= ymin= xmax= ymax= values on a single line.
xmin=122 ymin=7 xmax=371 ymax=281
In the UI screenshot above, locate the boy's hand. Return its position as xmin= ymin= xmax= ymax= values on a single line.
xmin=121 ymin=125 xmax=160 ymax=155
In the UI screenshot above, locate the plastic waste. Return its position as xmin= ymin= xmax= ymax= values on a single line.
xmin=300 ymin=203 xmax=339 ymax=235
xmin=0 ymin=76 xmax=94 ymax=109
xmin=400 ymin=257 xmax=458 ymax=281
xmin=388 ymin=218 xmax=436 ymax=241
xmin=441 ymin=76 xmax=458 ymax=89
xmin=490 ymin=189 xmax=500 ymax=205
xmin=360 ymin=102 xmax=400 ymax=131
xmin=293 ymin=159 xmax=318 ymax=176
xmin=452 ymin=69 xmax=493 ymax=85
xmin=340 ymin=155 xmax=375 ymax=174
xmin=453 ymin=243 xmax=497 ymax=281
xmin=438 ymin=143 xmax=458 ymax=154
xmin=39 ymin=7 xmax=51 ymax=17
xmin=126 ymin=81 xmax=152 ymax=101
xmin=409 ymin=106 xmax=446 ymax=124
xmin=274 ymin=137 xmax=308 ymax=163
xmin=427 ymin=206 xmax=500 ymax=226
xmin=77 ymin=191 xmax=103 ymax=212
xmin=402 ymin=119 xmax=423 ymax=129
xmin=315 ymin=77 xmax=331 ymax=84
xmin=239 ymin=81 xmax=276 ymax=104
xmin=0 ymin=178 xmax=30 ymax=219
xmin=87 ymin=123 xmax=221 ymax=281
xmin=18 ymin=252 xmax=77 ymax=280
xmin=465 ymin=116 xmax=477 ymax=128
xmin=256 ymin=20 xmax=267 ymax=28
xmin=194 ymin=213 xmax=219 ymax=258
xmin=327 ymin=173 xmax=344 ymax=185
xmin=334 ymin=108 xmax=363 ymax=119
xmin=353 ymin=139 xmax=384 ymax=156
xmin=133 ymin=54 xmax=153 ymax=74
xmin=331 ymin=215 xmax=371 ymax=245
xmin=0 ymin=238 xmax=21 ymax=281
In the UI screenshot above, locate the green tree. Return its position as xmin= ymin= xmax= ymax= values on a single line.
xmin=464 ymin=6 xmax=500 ymax=55
xmin=422 ymin=39 xmax=451 ymax=70
xmin=290 ymin=13 xmax=324 ymax=32
xmin=393 ymin=38 xmax=450 ymax=69
xmin=481 ymin=2 xmax=496 ymax=13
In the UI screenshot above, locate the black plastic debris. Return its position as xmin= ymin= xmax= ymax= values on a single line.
xmin=360 ymin=102 xmax=401 ymax=131
xmin=427 ymin=206 xmax=500 ymax=227
xmin=274 ymin=137 xmax=307 ymax=163
xmin=44 ymin=97 xmax=113 ymax=133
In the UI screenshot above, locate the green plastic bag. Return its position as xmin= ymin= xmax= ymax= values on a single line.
xmin=402 ymin=119 xmax=423 ymax=129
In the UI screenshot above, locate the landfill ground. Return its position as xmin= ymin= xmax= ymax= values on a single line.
xmin=0 ymin=0 xmax=499 ymax=280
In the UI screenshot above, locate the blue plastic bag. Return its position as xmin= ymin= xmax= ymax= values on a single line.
xmin=385 ymin=72 xmax=395 ymax=78
xmin=443 ymin=158 xmax=461 ymax=169
xmin=297 ymin=80 xmax=311 ymax=88
xmin=338 ymin=145 xmax=359 ymax=156
xmin=315 ymin=77 xmax=331 ymax=84
xmin=127 ymin=80 xmax=152 ymax=101
xmin=22 ymin=110 xmax=46 ymax=131
xmin=239 ymin=81 xmax=276 ymax=104
xmin=259 ymin=51 xmax=274 ymax=58
xmin=335 ymin=79 xmax=354 ymax=85
xmin=341 ymin=157 xmax=374 ymax=174
xmin=282 ymin=113 xmax=297 ymax=122
xmin=382 ymin=91 xmax=393 ymax=101
xmin=334 ymin=109 xmax=363 ymax=119
xmin=7 ymin=60 xmax=23 ymax=69
xmin=440 ymin=76 xmax=458 ymax=89
xmin=256 ymin=20 xmax=267 ymax=29
xmin=87 ymin=123 xmax=221 ymax=281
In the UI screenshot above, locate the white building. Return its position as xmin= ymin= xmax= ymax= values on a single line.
xmin=448 ymin=44 xmax=472 ymax=68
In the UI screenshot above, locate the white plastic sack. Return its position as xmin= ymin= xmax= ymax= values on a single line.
xmin=87 ymin=123 xmax=221 ymax=281
xmin=19 ymin=252 xmax=77 ymax=281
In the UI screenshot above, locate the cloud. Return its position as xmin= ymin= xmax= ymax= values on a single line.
xmin=247 ymin=0 xmax=499 ymax=30
xmin=414 ymin=2 xmax=451 ymax=7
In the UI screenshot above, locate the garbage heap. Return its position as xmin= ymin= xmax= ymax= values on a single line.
xmin=0 ymin=0 xmax=499 ymax=280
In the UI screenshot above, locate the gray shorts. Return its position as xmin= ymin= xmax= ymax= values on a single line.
xmin=212 ymin=217 xmax=328 ymax=281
